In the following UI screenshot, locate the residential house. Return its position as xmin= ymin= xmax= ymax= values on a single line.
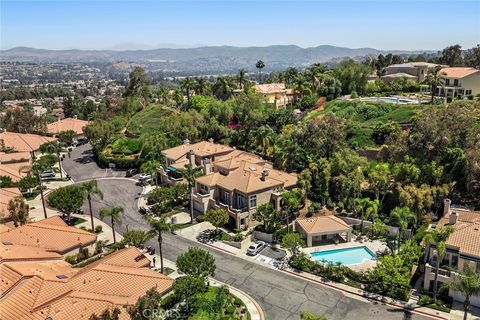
xmin=0 ymin=246 xmax=174 ymax=320
xmin=423 ymin=199 xmax=480 ymax=307
xmin=0 ymin=216 xmax=97 ymax=257
xmin=0 ymin=151 xmax=32 ymax=182
xmin=0 ymin=131 xmax=56 ymax=154
xmin=384 ymin=62 xmax=446 ymax=82
xmin=435 ymin=67 xmax=480 ymax=98
xmin=0 ymin=187 xmax=22 ymax=221
xmin=192 ymin=159 xmax=297 ymax=229
xmin=46 ymin=117 xmax=89 ymax=138
xmin=160 ymin=139 xmax=234 ymax=185
xmin=254 ymin=83 xmax=294 ymax=108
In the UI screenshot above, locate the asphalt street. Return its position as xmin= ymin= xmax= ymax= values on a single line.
xmin=64 ymin=145 xmax=433 ymax=320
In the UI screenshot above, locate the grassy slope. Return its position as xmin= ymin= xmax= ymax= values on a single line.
xmin=126 ymin=104 xmax=177 ymax=135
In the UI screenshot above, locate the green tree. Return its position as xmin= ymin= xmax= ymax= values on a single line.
xmin=127 ymin=288 xmax=164 ymax=320
xmin=8 ymin=197 xmax=29 ymax=227
xmin=57 ymin=130 xmax=76 ymax=146
xmin=282 ymin=190 xmax=302 ymax=232
xmin=316 ymin=74 xmax=342 ymax=100
xmin=140 ymin=160 xmax=161 ymax=186
xmin=446 ymin=265 xmax=480 ymax=320
xmin=0 ymin=176 xmax=14 ymax=188
xmin=212 ymin=76 xmax=234 ymax=101
xmin=99 ymin=206 xmax=123 ymax=244
xmin=390 ymin=207 xmax=416 ymax=248
xmin=464 ymin=45 xmax=480 ymax=69
xmin=89 ymin=307 xmax=121 ymax=320
xmin=204 ymin=209 xmax=229 ymax=230
xmin=423 ymin=226 xmax=454 ymax=303
xmin=441 ymin=44 xmax=464 ymax=67
xmin=282 ymin=233 xmax=305 ymax=257
xmin=256 ymin=60 xmax=265 ymax=83
xmin=124 ymin=66 xmax=150 ymax=102
xmin=173 ymin=275 xmax=207 ymax=313
xmin=47 ymin=185 xmax=85 ymax=222
xmin=367 ymin=255 xmax=411 ymax=300
xmin=253 ymin=203 xmax=281 ymax=234
xmin=367 ymin=162 xmax=392 ymax=205
xmin=40 ymin=141 xmax=64 ymax=179
xmin=158 ymin=86 xmax=169 ymax=105
xmin=333 ymin=59 xmax=372 ymax=95
xmin=298 ymin=169 xmax=312 ymax=212
xmin=121 ymin=229 xmax=152 ymax=249
xmin=176 ymin=247 xmax=216 ymax=279
xmin=180 ymin=77 xmax=197 ymax=104
xmin=237 ymin=68 xmax=248 ymax=89
xmin=177 ymin=163 xmax=203 ymax=223
xmin=146 ymin=215 xmax=176 ymax=274
xmin=81 ymin=180 xmax=103 ymax=231
xmin=423 ymin=65 xmax=446 ymax=102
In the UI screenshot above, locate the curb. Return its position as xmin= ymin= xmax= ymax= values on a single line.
xmin=282 ymin=269 xmax=449 ymax=320
xmin=210 ymin=278 xmax=264 ymax=320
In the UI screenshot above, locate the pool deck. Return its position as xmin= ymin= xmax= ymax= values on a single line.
xmin=301 ymin=238 xmax=387 ymax=272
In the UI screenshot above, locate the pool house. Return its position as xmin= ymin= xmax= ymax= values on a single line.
xmin=294 ymin=216 xmax=352 ymax=247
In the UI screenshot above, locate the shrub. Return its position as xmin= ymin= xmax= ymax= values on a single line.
xmin=110 ymin=137 xmax=142 ymax=155
xmin=95 ymin=225 xmax=103 ymax=233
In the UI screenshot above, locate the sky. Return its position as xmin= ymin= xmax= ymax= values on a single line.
xmin=1 ymin=0 xmax=479 ymax=51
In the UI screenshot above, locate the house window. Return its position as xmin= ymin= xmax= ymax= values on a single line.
xmin=453 ymin=79 xmax=459 ymax=86
xmin=451 ymin=255 xmax=458 ymax=267
xmin=445 ymin=79 xmax=450 ymax=86
xmin=249 ymin=195 xmax=257 ymax=208
xmin=236 ymin=194 xmax=246 ymax=209
xmin=200 ymin=184 xmax=208 ymax=193
xmin=221 ymin=191 xmax=230 ymax=205
xmin=466 ymin=90 xmax=472 ymax=95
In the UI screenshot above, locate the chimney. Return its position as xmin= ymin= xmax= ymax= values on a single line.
xmin=202 ymin=158 xmax=211 ymax=175
xmin=449 ymin=211 xmax=458 ymax=225
xmin=188 ymin=150 xmax=195 ymax=166
xmin=183 ymin=138 xmax=190 ymax=145
xmin=443 ymin=199 xmax=451 ymax=216
xmin=261 ymin=169 xmax=269 ymax=181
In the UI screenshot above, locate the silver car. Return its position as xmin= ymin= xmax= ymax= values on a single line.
xmin=40 ymin=170 xmax=56 ymax=179
xmin=247 ymin=241 xmax=266 ymax=256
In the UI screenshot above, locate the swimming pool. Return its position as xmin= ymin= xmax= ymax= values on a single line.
xmin=310 ymin=246 xmax=376 ymax=265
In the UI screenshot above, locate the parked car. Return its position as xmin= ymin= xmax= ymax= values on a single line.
xmin=75 ymin=138 xmax=87 ymax=146
xmin=139 ymin=206 xmax=152 ymax=215
xmin=247 ymin=241 xmax=266 ymax=256
xmin=126 ymin=168 xmax=139 ymax=177
xmin=138 ymin=173 xmax=152 ymax=181
xmin=40 ymin=170 xmax=56 ymax=179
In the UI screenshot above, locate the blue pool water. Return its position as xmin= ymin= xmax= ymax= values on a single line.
xmin=310 ymin=246 xmax=376 ymax=265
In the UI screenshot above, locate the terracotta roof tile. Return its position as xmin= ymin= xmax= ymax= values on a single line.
xmin=440 ymin=67 xmax=479 ymax=79
xmin=437 ymin=209 xmax=480 ymax=258
xmin=47 ymin=118 xmax=89 ymax=135
xmin=0 ymin=187 xmax=22 ymax=218
xmin=296 ymin=216 xmax=351 ymax=234
xmin=0 ymin=132 xmax=56 ymax=152
xmin=254 ymin=83 xmax=287 ymax=94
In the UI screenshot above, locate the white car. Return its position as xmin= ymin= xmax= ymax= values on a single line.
xmin=40 ymin=170 xmax=56 ymax=179
xmin=247 ymin=241 xmax=266 ymax=256
xmin=138 ymin=173 xmax=152 ymax=182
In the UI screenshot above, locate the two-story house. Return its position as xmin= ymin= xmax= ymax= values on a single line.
xmin=384 ymin=62 xmax=446 ymax=82
xmin=423 ymin=199 xmax=480 ymax=307
xmin=253 ymin=83 xmax=294 ymax=108
xmin=160 ymin=139 xmax=234 ymax=185
xmin=437 ymin=67 xmax=480 ymax=98
xmin=192 ymin=159 xmax=297 ymax=229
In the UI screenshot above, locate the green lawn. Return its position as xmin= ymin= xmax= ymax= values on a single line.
xmin=126 ymin=104 xmax=177 ymax=135
xmin=189 ymin=286 xmax=251 ymax=320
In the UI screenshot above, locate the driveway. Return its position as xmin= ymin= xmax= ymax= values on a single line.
xmin=65 ymin=145 xmax=432 ymax=320
xmin=62 ymin=143 xmax=128 ymax=182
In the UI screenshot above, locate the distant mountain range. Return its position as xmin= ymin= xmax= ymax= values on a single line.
xmin=0 ymin=45 xmax=435 ymax=73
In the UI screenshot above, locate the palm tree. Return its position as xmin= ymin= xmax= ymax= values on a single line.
xmin=99 ymin=206 xmax=123 ymax=244
xmin=293 ymin=74 xmax=312 ymax=98
xmin=177 ymin=162 xmax=203 ymax=223
xmin=390 ymin=206 xmax=416 ymax=249
xmin=237 ymin=69 xmax=248 ymax=89
xmin=255 ymin=125 xmax=275 ymax=156
xmin=212 ymin=76 xmax=234 ymax=100
xmin=172 ymin=89 xmax=184 ymax=108
xmin=28 ymin=160 xmax=50 ymax=219
xmin=195 ymin=77 xmax=208 ymax=95
xmin=447 ymin=265 xmax=480 ymax=320
xmin=158 ymin=86 xmax=169 ymax=105
xmin=364 ymin=199 xmax=379 ymax=238
xmin=147 ymin=215 xmax=175 ymax=273
xmin=423 ymin=226 xmax=454 ymax=303
xmin=424 ymin=65 xmax=446 ymax=102
xmin=354 ymin=197 xmax=372 ymax=234
xmin=82 ymin=180 xmax=103 ymax=231
xmin=180 ymin=77 xmax=196 ymax=104
xmin=256 ymin=60 xmax=265 ymax=84
xmin=40 ymin=141 xmax=64 ymax=179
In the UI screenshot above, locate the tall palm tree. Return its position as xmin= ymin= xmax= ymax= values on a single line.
xmin=293 ymin=74 xmax=312 ymax=98
xmin=364 ymin=199 xmax=379 ymax=238
xmin=354 ymin=197 xmax=372 ymax=234
xmin=180 ymin=77 xmax=196 ymax=104
xmin=390 ymin=206 xmax=416 ymax=249
xmin=237 ymin=69 xmax=248 ymax=89
xmin=158 ymin=86 xmax=169 ymax=105
xmin=423 ymin=226 xmax=454 ymax=303
xmin=424 ymin=65 xmax=446 ymax=102
xmin=447 ymin=265 xmax=480 ymax=320
xmin=177 ymin=162 xmax=203 ymax=223
xmin=82 ymin=180 xmax=103 ymax=231
xmin=256 ymin=60 xmax=265 ymax=84
xmin=212 ymin=76 xmax=234 ymax=101
xmin=99 ymin=206 xmax=123 ymax=244
xmin=40 ymin=141 xmax=64 ymax=179
xmin=27 ymin=160 xmax=51 ymax=219
xmin=146 ymin=215 xmax=175 ymax=273
xmin=172 ymin=89 xmax=184 ymax=108
xmin=195 ymin=77 xmax=208 ymax=95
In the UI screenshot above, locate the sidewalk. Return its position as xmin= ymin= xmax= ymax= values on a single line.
xmin=143 ymin=253 xmax=264 ymax=320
